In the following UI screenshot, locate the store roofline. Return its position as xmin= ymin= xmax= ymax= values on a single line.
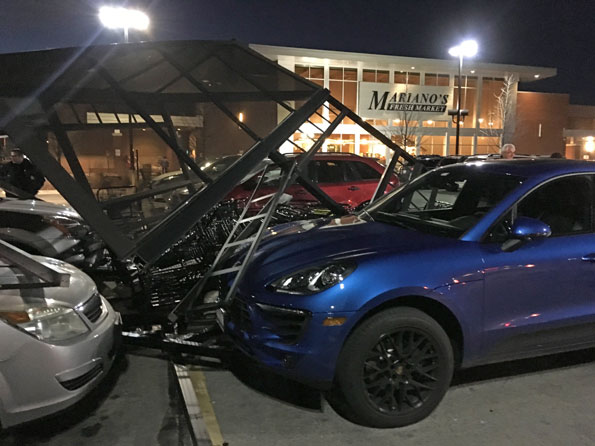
xmin=250 ymin=44 xmax=556 ymax=83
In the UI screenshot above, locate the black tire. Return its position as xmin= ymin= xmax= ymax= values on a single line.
xmin=330 ymin=307 xmax=454 ymax=428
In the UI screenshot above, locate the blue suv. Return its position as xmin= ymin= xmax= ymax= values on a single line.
xmin=222 ymin=159 xmax=595 ymax=427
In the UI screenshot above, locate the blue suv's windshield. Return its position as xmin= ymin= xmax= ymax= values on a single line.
xmin=368 ymin=166 xmax=524 ymax=238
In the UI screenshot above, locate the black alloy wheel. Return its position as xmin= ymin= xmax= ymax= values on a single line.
xmin=330 ymin=307 xmax=454 ymax=428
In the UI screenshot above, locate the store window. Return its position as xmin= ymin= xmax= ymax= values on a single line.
xmin=329 ymin=67 xmax=357 ymax=124
xmin=359 ymin=134 xmax=388 ymax=161
xmin=424 ymin=73 xmax=450 ymax=86
xmin=291 ymin=132 xmax=322 ymax=153
xmin=327 ymin=133 xmax=355 ymax=153
xmin=295 ymin=65 xmax=325 ymax=123
xmin=476 ymin=136 xmax=501 ymax=155
xmin=419 ymin=135 xmax=446 ymax=156
xmin=448 ymin=136 xmax=474 ymax=156
xmin=362 ymin=69 xmax=389 ymax=83
xmin=453 ymin=76 xmax=477 ymax=126
xmin=394 ymin=71 xmax=420 ymax=85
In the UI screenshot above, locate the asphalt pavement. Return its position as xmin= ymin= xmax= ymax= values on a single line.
xmin=0 ymin=348 xmax=193 ymax=446
xmin=199 ymin=348 xmax=595 ymax=446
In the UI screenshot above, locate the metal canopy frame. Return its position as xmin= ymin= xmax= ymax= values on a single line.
xmin=0 ymin=40 xmax=419 ymax=269
xmin=0 ymin=240 xmax=70 ymax=290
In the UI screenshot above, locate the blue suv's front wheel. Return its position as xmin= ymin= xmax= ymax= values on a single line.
xmin=329 ymin=307 xmax=454 ymax=427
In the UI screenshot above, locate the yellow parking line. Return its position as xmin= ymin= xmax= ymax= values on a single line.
xmin=187 ymin=367 xmax=225 ymax=446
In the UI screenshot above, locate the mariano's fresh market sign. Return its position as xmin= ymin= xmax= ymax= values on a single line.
xmin=358 ymin=82 xmax=454 ymax=121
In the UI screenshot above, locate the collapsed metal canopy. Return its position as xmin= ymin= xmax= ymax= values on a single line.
xmin=0 ymin=40 xmax=417 ymax=268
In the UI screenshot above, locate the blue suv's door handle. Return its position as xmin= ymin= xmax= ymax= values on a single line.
xmin=581 ymin=254 xmax=595 ymax=262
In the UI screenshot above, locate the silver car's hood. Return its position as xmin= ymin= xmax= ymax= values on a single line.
xmin=0 ymin=256 xmax=96 ymax=309
xmin=0 ymin=198 xmax=80 ymax=220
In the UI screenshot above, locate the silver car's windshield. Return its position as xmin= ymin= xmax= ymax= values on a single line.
xmin=367 ymin=166 xmax=524 ymax=238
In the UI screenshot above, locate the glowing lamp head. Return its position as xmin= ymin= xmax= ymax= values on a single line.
xmin=99 ymin=6 xmax=150 ymax=31
xmin=449 ymin=40 xmax=478 ymax=58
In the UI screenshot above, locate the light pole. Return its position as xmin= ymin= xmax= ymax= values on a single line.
xmin=99 ymin=7 xmax=150 ymax=180
xmin=99 ymin=6 xmax=150 ymax=43
xmin=448 ymin=40 xmax=478 ymax=155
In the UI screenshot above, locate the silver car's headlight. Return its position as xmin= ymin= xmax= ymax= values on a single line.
xmin=0 ymin=305 xmax=89 ymax=342
xmin=268 ymin=262 xmax=356 ymax=295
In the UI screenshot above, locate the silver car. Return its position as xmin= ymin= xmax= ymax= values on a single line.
xmin=0 ymin=252 xmax=120 ymax=428
xmin=0 ymin=195 xmax=104 ymax=269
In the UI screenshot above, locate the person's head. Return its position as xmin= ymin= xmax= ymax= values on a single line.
xmin=500 ymin=143 xmax=516 ymax=159
xmin=10 ymin=149 xmax=25 ymax=164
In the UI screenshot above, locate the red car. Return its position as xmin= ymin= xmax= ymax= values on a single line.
xmin=228 ymin=153 xmax=398 ymax=210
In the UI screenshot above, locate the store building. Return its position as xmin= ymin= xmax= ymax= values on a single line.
xmin=251 ymin=44 xmax=564 ymax=159
xmin=4 ymin=42 xmax=595 ymax=194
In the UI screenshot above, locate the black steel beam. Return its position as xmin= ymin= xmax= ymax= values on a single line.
xmin=45 ymin=106 xmax=94 ymax=196
xmin=0 ymin=240 xmax=70 ymax=289
xmin=327 ymin=96 xmax=416 ymax=164
xmin=325 ymin=96 xmax=420 ymax=202
xmin=36 ymin=88 xmax=315 ymax=109
xmin=99 ymin=179 xmax=201 ymax=209
xmin=212 ymin=53 xmax=295 ymax=116
xmin=162 ymin=106 xmax=197 ymax=194
xmin=153 ymin=49 xmax=215 ymax=94
xmin=156 ymin=48 xmax=262 ymax=142
xmin=267 ymin=107 xmax=349 ymax=216
xmin=131 ymin=88 xmax=331 ymax=265
xmin=161 ymin=49 xmax=345 ymax=215
xmin=372 ymin=144 xmax=402 ymax=202
xmin=40 ymin=122 xmax=169 ymax=132
xmin=3 ymin=116 xmax=136 ymax=259
xmin=0 ymin=179 xmax=35 ymax=199
xmin=91 ymin=62 xmax=213 ymax=185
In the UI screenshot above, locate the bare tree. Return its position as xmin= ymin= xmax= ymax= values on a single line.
xmin=382 ymin=109 xmax=427 ymax=154
xmin=482 ymin=74 xmax=517 ymax=151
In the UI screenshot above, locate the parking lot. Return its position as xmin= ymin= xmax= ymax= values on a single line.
xmin=0 ymin=349 xmax=193 ymax=446
xmin=2 ymin=30 xmax=595 ymax=446
xmin=3 ymin=346 xmax=595 ymax=445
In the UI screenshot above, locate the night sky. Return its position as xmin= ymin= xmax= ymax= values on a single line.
xmin=2 ymin=0 xmax=594 ymax=104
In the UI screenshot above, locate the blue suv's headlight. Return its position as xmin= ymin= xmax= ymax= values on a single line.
xmin=268 ymin=262 xmax=356 ymax=295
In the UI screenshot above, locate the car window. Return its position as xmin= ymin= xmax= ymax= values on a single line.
xmin=351 ymin=161 xmax=381 ymax=180
xmin=344 ymin=162 xmax=361 ymax=182
xmin=517 ymin=175 xmax=592 ymax=236
xmin=368 ymin=166 xmax=523 ymax=238
xmin=315 ymin=161 xmax=345 ymax=183
xmin=485 ymin=174 xmax=594 ymax=243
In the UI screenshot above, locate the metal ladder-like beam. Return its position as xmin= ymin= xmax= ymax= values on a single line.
xmin=167 ymin=105 xmax=349 ymax=326
xmin=168 ymin=160 xmax=297 ymax=324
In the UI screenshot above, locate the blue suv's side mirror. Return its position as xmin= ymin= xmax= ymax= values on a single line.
xmin=511 ymin=217 xmax=552 ymax=240
xmin=502 ymin=217 xmax=551 ymax=252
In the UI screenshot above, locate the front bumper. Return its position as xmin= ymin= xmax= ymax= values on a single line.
xmin=223 ymin=297 xmax=356 ymax=388
xmin=0 ymin=296 xmax=121 ymax=428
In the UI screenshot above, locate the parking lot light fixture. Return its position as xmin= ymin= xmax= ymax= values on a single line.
xmin=99 ymin=6 xmax=150 ymax=42
xmin=448 ymin=40 xmax=478 ymax=155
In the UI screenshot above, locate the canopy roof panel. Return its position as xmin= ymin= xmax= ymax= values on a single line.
xmin=0 ymin=40 xmax=319 ymax=110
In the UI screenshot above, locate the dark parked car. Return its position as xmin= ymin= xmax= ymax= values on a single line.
xmin=221 ymin=159 xmax=595 ymax=427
